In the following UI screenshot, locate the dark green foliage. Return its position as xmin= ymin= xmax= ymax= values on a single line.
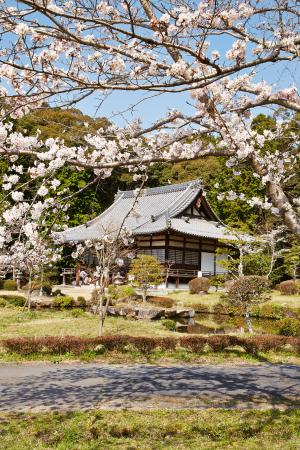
xmin=2 ymin=279 xmax=17 ymax=291
xmin=162 ymin=319 xmax=176 ymax=331
xmin=52 ymin=295 xmax=74 ymax=308
xmin=1 ymin=295 xmax=26 ymax=307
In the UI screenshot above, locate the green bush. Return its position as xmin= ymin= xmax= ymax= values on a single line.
xmin=117 ymin=285 xmax=136 ymax=299
xmin=71 ymin=308 xmax=85 ymax=318
xmin=277 ymin=318 xmax=300 ymax=337
xmin=108 ymin=284 xmax=137 ymax=300
xmin=52 ymin=295 xmax=74 ymax=308
xmin=1 ymin=295 xmax=26 ymax=307
xmin=210 ymin=275 xmax=227 ymax=290
xmin=2 ymin=279 xmax=17 ymax=291
xmin=162 ymin=319 xmax=176 ymax=331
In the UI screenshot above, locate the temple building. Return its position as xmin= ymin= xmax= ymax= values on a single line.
xmin=60 ymin=180 xmax=234 ymax=286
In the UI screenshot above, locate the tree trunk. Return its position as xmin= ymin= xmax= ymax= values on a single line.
xmin=244 ymin=307 xmax=253 ymax=334
xmin=142 ymin=288 xmax=147 ymax=303
xmin=98 ymin=293 xmax=103 ymax=337
xmin=238 ymin=249 xmax=244 ymax=277
xmin=266 ymin=180 xmax=300 ymax=236
xmin=39 ymin=266 xmax=44 ymax=297
xmin=25 ymin=269 xmax=32 ymax=312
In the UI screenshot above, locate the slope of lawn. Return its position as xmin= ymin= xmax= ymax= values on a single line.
xmin=0 ymin=409 xmax=299 ymax=450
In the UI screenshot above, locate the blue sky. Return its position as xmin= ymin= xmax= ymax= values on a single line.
xmin=77 ymin=59 xmax=299 ymax=127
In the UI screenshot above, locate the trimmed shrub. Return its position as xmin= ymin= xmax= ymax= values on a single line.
xmin=1 ymin=335 xmax=299 ymax=357
xmin=277 ymin=318 xmax=300 ymax=337
xmin=162 ymin=319 xmax=176 ymax=331
xmin=1 ymin=294 xmax=26 ymax=307
xmin=149 ymin=296 xmax=175 ymax=308
xmin=279 ymin=280 xmax=300 ymax=295
xmin=2 ymin=279 xmax=17 ymax=291
xmin=52 ymin=295 xmax=74 ymax=308
xmin=179 ymin=336 xmax=207 ymax=353
xmin=208 ymin=335 xmax=239 ymax=352
xmin=188 ymin=277 xmax=210 ymax=294
xmin=239 ymin=335 xmax=288 ymax=354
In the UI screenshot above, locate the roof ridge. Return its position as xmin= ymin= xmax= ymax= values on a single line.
xmin=116 ymin=179 xmax=202 ymax=199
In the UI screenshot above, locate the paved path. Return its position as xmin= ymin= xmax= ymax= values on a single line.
xmin=0 ymin=363 xmax=299 ymax=411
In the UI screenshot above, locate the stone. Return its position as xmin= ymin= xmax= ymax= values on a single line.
xmin=137 ymin=308 xmax=165 ymax=320
xmin=165 ymin=308 xmax=195 ymax=319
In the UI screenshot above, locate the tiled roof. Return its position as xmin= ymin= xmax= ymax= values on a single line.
xmin=58 ymin=179 xmax=234 ymax=242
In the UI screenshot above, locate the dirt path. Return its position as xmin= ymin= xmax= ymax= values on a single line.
xmin=0 ymin=363 xmax=299 ymax=411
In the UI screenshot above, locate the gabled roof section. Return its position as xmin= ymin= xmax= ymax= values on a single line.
xmin=58 ymin=179 xmax=232 ymax=242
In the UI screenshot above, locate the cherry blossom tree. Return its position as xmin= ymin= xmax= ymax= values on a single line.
xmin=0 ymin=0 xmax=299 ymax=245
xmin=71 ymin=226 xmax=134 ymax=336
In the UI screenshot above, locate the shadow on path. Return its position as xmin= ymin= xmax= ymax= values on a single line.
xmin=0 ymin=363 xmax=299 ymax=411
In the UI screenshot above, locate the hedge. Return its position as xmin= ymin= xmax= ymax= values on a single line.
xmin=1 ymin=334 xmax=299 ymax=356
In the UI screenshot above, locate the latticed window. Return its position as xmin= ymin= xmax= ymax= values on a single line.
xmin=168 ymin=249 xmax=183 ymax=264
xmin=184 ymin=250 xmax=199 ymax=266
xmin=151 ymin=248 xmax=165 ymax=262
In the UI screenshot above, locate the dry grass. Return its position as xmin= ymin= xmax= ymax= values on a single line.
xmin=168 ymin=290 xmax=300 ymax=309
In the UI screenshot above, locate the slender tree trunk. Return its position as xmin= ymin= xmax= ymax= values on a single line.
xmin=98 ymin=292 xmax=103 ymax=336
xmin=244 ymin=306 xmax=253 ymax=334
xmin=142 ymin=288 xmax=147 ymax=303
xmin=238 ymin=249 xmax=244 ymax=277
xmin=25 ymin=269 xmax=32 ymax=312
xmin=39 ymin=266 xmax=44 ymax=297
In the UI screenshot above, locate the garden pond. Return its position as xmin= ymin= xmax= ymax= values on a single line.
xmin=178 ymin=313 xmax=288 ymax=335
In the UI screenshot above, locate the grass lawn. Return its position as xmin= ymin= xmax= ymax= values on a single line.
xmin=0 ymin=307 xmax=173 ymax=339
xmin=0 ymin=409 xmax=299 ymax=449
xmin=168 ymin=290 xmax=300 ymax=309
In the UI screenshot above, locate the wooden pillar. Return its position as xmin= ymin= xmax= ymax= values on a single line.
xmin=165 ymin=231 xmax=169 ymax=262
xmin=176 ymin=277 xmax=179 ymax=289
xmin=199 ymin=238 xmax=202 ymax=271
